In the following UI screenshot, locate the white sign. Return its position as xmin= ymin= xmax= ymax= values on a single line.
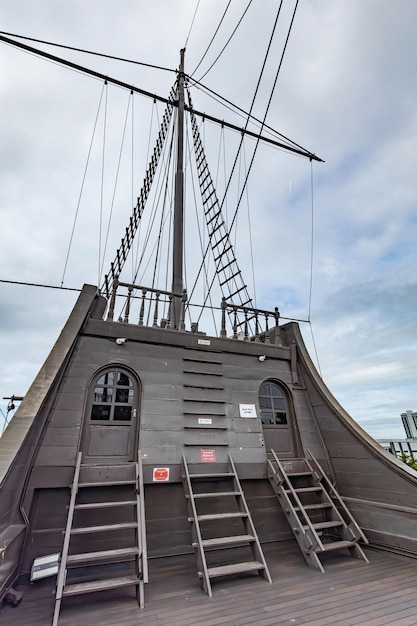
xmin=239 ymin=403 xmax=257 ymax=418
xmin=198 ymin=418 xmax=212 ymax=425
xmin=198 ymin=338 xmax=211 ymax=345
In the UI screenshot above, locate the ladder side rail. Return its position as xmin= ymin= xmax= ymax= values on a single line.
xmin=267 ymin=459 xmax=319 ymax=553
xmin=134 ymin=455 xmax=145 ymax=608
xmin=133 ymin=456 xmax=145 ymax=612
xmin=270 ymin=450 xmax=325 ymax=552
xmin=137 ymin=450 xmax=148 ymax=584
xmin=305 ymin=449 xmax=369 ymax=544
xmin=188 ymin=104 xmax=253 ymax=315
xmin=228 ymin=455 xmax=272 ymax=583
xmin=52 ymin=451 xmax=83 ymax=626
xmin=182 ymin=455 xmax=212 ymax=597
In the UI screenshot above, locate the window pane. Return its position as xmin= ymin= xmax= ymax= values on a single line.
xmin=261 ymin=412 xmax=274 ymax=425
xmin=115 ymin=388 xmax=134 ymax=404
xmin=259 ymin=397 xmax=272 ymax=409
xmin=117 ymin=372 xmax=132 ymax=386
xmin=114 ymin=406 xmax=132 ymax=421
xmin=97 ymin=372 xmax=115 ymax=386
xmin=274 ymin=411 xmax=287 ymax=425
xmin=91 ymin=405 xmax=111 ymax=420
xmin=272 ymin=397 xmax=286 ymax=410
xmin=94 ymin=387 xmax=113 ymax=402
xmin=259 ymin=383 xmax=271 ymax=396
xmin=271 ymin=386 xmax=284 ymax=398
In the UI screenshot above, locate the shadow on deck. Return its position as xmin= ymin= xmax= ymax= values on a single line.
xmin=1 ymin=540 xmax=417 ymax=626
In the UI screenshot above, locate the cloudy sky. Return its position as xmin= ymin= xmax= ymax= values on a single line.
xmin=0 ymin=1 xmax=416 ymax=439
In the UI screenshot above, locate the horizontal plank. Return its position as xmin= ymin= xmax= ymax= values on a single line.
xmin=194 ymin=534 xmax=255 ymax=549
xmin=205 ymin=561 xmax=264 ymax=578
xmin=63 ymin=575 xmax=140 ymax=596
xmin=67 ymin=547 xmax=138 ymax=565
xmin=71 ymin=522 xmax=137 ymax=534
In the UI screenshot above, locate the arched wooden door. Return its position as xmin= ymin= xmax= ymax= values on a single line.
xmin=81 ymin=367 xmax=140 ymax=464
xmin=258 ymin=380 xmax=296 ymax=457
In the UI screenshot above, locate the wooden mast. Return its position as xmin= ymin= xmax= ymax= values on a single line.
xmin=171 ymin=48 xmax=185 ymax=329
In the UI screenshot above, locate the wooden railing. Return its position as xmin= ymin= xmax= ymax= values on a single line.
xmin=104 ymin=283 xmax=280 ymax=343
xmin=220 ymin=298 xmax=280 ymax=343
xmin=106 ymin=279 xmax=187 ymax=330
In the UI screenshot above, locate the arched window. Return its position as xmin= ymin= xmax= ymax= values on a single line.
xmin=258 ymin=381 xmax=287 ymax=425
xmin=91 ymin=369 xmax=135 ymax=421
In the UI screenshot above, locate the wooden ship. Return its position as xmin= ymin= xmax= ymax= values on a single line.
xmin=1 ymin=16 xmax=417 ymax=626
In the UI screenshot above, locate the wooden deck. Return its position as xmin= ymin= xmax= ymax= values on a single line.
xmin=2 ymin=540 xmax=417 ymax=626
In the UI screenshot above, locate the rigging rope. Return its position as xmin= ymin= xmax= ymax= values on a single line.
xmin=308 ymin=160 xmax=315 ymax=322
xmin=131 ymin=92 xmax=135 ymax=282
xmin=242 ymin=142 xmax=258 ymax=307
xmin=188 ymin=76 xmax=315 ymax=156
xmin=196 ymin=0 xmax=253 ymax=82
xmin=308 ymin=322 xmax=323 ymax=378
xmin=102 ymin=86 xmax=176 ymax=296
xmin=224 ymin=0 xmax=300 ymax=237
xmin=99 ymin=91 xmax=134 ymax=285
xmin=184 ymin=0 xmax=202 ymax=49
xmin=0 ymin=279 xmax=81 ymax=292
xmin=0 ymin=30 xmax=177 ymax=73
xmin=215 ymin=0 xmax=286 ymax=250
xmin=98 ymin=82 xmax=108 ymax=287
xmin=191 ymin=0 xmax=232 ymax=76
xmin=133 ymin=114 xmax=176 ymax=289
xmin=60 ymin=81 xmax=106 ymax=288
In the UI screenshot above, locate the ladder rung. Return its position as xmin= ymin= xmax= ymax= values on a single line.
xmin=190 ymin=491 xmax=240 ymax=499
xmin=214 ymin=244 xmax=232 ymax=262
xmin=71 ymin=522 xmax=137 ymax=535
xmin=194 ymin=535 xmax=255 ymax=549
xmin=204 ymin=561 xmax=264 ymax=579
xmin=188 ymin=472 xmax=234 ymax=479
xmin=195 ymin=512 xmax=247 ymax=522
xmin=67 ymin=547 xmax=139 ymax=565
xmin=207 ymin=210 xmax=222 ymax=226
xmin=287 ymin=487 xmax=322 ymax=493
xmin=294 ymin=503 xmax=332 ymax=511
xmin=288 ymin=472 xmax=313 ymax=478
xmin=211 ymin=234 xmax=228 ymax=250
xmin=202 ymin=189 xmax=216 ymax=205
xmin=62 ymin=575 xmax=140 ymax=597
xmin=219 ymin=271 xmax=241 ymax=287
xmin=307 ymin=521 xmax=343 ymax=530
xmin=321 ymin=540 xmax=356 ymax=552
xmin=78 ymin=480 xmax=136 ymax=488
xmin=227 ymin=285 xmax=247 ymax=299
xmin=74 ymin=500 xmax=137 ymax=510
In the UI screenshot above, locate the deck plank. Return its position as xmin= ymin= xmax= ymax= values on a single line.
xmin=1 ymin=541 xmax=417 ymax=626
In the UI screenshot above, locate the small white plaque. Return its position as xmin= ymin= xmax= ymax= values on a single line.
xmin=198 ymin=338 xmax=211 ymax=345
xmin=31 ymin=553 xmax=60 ymax=581
xmin=198 ymin=418 xmax=212 ymax=425
xmin=239 ymin=403 xmax=257 ymax=418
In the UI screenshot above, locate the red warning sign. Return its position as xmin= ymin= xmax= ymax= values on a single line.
xmin=200 ymin=449 xmax=216 ymax=463
xmin=152 ymin=467 xmax=170 ymax=482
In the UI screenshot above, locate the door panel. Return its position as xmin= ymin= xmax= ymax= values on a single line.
xmin=259 ymin=380 xmax=296 ymax=457
xmin=82 ymin=368 xmax=139 ymax=464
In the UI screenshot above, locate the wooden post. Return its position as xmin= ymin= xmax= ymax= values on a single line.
xmin=220 ymin=297 xmax=227 ymax=338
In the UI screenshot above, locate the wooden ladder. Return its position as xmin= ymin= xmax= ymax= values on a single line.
xmin=267 ymin=449 xmax=369 ymax=573
xmin=182 ymin=453 xmax=272 ymax=596
xmin=52 ymin=451 xmax=147 ymax=626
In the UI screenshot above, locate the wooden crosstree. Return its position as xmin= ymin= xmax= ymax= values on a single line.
xmin=267 ymin=448 xmax=369 ymax=573
xmin=182 ymin=453 xmax=272 ymax=597
xmin=52 ymin=452 xmax=147 ymax=626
